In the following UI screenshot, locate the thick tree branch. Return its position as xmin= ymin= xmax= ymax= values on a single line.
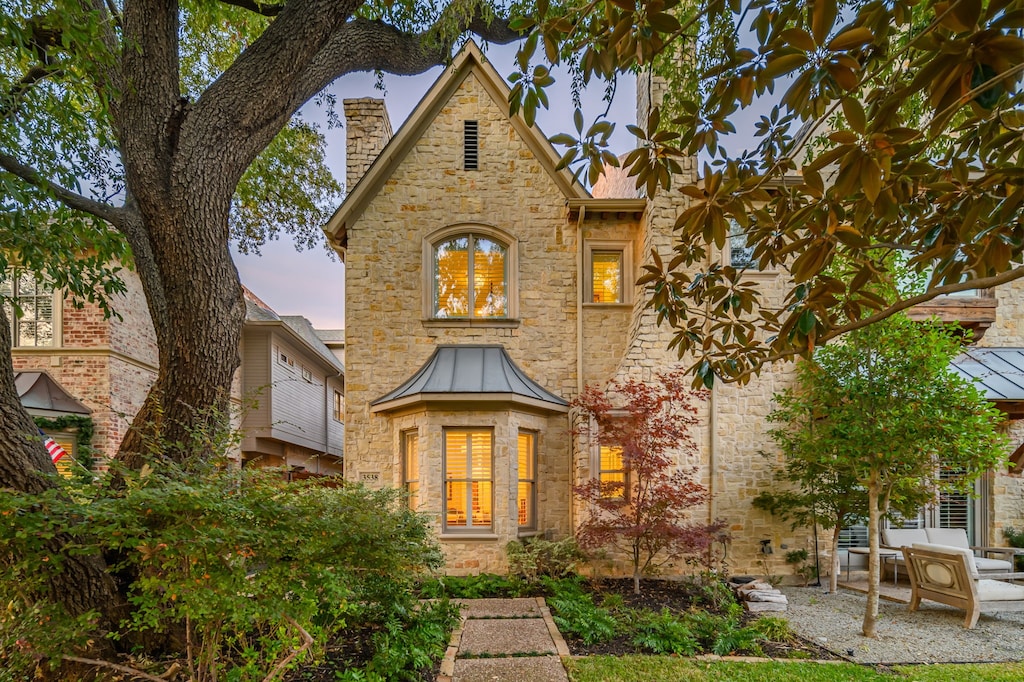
xmin=730 ymin=265 xmax=1024 ymax=381
xmin=217 ymin=0 xmax=286 ymax=16
xmin=0 ymin=63 xmax=63 ymax=122
xmin=0 ymin=151 xmax=125 ymax=226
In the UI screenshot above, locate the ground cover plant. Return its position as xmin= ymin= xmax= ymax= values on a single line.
xmin=565 ymin=658 xmax=1024 ymax=682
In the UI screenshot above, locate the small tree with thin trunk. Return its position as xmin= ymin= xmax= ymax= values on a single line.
xmin=573 ymin=368 xmax=728 ymax=595
xmin=765 ymin=314 xmax=1007 ymax=637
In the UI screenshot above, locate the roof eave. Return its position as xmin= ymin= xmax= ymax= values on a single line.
xmin=244 ymin=320 xmax=344 ymax=375
xmin=323 ymin=41 xmax=588 ymax=254
xmin=370 ymin=392 xmax=569 ymax=415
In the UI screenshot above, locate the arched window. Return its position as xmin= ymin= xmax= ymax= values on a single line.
xmin=426 ymin=226 xmax=517 ymax=320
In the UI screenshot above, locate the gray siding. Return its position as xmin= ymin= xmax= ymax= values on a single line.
xmin=268 ymin=332 xmax=333 ymax=452
xmin=241 ymin=331 xmax=272 ymax=428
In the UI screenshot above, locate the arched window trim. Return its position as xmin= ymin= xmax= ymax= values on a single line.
xmin=422 ymin=223 xmax=519 ymax=321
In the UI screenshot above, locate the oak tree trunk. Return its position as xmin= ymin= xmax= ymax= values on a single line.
xmin=0 ymin=307 xmax=124 ymax=637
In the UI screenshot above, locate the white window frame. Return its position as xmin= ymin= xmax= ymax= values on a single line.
xmin=584 ymin=240 xmax=632 ymax=305
xmin=442 ymin=428 xmax=494 ymax=532
xmin=2 ymin=270 xmax=61 ymax=348
xmin=517 ymin=430 xmax=538 ymax=531
xmin=422 ymin=224 xmax=519 ymax=321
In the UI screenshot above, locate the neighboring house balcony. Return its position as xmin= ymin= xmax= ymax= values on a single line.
xmin=907 ymin=289 xmax=997 ymax=341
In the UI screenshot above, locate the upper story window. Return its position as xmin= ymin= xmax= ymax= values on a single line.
xmin=729 ymin=221 xmax=760 ymax=271
xmin=585 ymin=241 xmax=632 ymax=304
xmin=427 ymin=226 xmax=518 ymax=320
xmin=333 ymin=390 xmax=344 ymax=423
xmin=1 ymin=271 xmax=56 ymax=347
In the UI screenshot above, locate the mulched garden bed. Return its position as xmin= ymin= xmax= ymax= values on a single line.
xmin=561 ymin=577 xmax=843 ymax=661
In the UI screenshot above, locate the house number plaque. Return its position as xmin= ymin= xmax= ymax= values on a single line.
xmin=360 ymin=472 xmax=381 ymax=482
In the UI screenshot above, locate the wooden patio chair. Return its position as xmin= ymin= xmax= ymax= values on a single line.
xmin=903 ymin=543 xmax=1024 ymax=629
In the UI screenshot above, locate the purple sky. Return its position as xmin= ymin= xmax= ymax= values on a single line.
xmin=232 ymin=42 xmax=638 ymax=330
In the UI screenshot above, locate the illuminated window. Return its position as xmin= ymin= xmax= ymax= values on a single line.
xmin=434 ymin=234 xmax=508 ymax=318
xmin=403 ymin=430 xmax=419 ymax=511
xmin=598 ymin=445 xmax=628 ymax=500
xmin=585 ymin=241 xmax=631 ymax=304
xmin=1 ymin=271 xmax=55 ymax=347
xmin=444 ymin=429 xmax=493 ymax=531
xmin=333 ymin=390 xmax=344 ymax=423
xmin=517 ymin=431 xmax=537 ymax=529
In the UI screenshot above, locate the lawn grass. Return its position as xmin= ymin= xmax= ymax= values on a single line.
xmin=564 ymin=656 xmax=1024 ymax=682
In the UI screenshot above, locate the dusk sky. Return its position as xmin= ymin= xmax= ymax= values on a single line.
xmin=231 ymin=41 xmax=638 ymax=330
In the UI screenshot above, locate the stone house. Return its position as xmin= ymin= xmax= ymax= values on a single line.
xmin=7 ymin=266 xmax=344 ymax=474
xmin=325 ymin=41 xmax=1024 ymax=576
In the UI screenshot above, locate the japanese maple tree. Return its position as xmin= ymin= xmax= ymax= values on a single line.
xmin=573 ymin=368 xmax=728 ymax=594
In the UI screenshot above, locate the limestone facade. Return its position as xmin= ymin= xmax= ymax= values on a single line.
xmin=330 ymin=42 xmax=1024 ymax=577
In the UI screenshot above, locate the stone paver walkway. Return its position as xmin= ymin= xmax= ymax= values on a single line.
xmin=438 ymin=597 xmax=571 ymax=682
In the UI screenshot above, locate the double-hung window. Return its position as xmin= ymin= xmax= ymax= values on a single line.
xmin=1 ymin=271 xmax=55 ymax=347
xmin=444 ymin=429 xmax=493 ymax=531
xmin=598 ymin=444 xmax=628 ymax=501
xmin=402 ymin=430 xmax=419 ymax=511
xmin=585 ymin=241 xmax=632 ymax=304
xmin=517 ymin=431 xmax=537 ymax=530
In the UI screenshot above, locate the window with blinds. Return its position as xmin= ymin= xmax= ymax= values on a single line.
xmin=598 ymin=445 xmax=628 ymax=501
xmin=1 ymin=270 xmax=55 ymax=347
xmin=444 ymin=429 xmax=493 ymax=530
xmin=403 ymin=430 xmax=419 ymax=511
xmin=518 ymin=431 xmax=537 ymax=529
xmin=434 ymin=235 xmax=507 ymax=319
xmin=591 ymin=251 xmax=622 ymax=303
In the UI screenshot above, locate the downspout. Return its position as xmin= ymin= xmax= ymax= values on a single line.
xmin=573 ymin=204 xmax=586 ymax=534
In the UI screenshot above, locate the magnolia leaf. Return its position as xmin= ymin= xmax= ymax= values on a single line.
xmin=827 ymin=27 xmax=874 ymax=52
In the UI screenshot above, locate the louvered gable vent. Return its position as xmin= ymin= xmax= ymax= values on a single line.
xmin=463 ymin=120 xmax=479 ymax=170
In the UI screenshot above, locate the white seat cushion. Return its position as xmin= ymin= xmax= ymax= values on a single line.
xmin=976 ymin=579 xmax=1024 ymax=602
xmin=975 ymin=556 xmax=1013 ymax=572
xmin=926 ymin=528 xmax=971 ymax=549
xmin=912 ymin=542 xmax=980 ymax=579
xmin=883 ymin=528 xmax=929 ymax=549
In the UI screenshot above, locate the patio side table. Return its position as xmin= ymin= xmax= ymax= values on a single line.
xmin=846 ymin=547 xmax=899 ymax=584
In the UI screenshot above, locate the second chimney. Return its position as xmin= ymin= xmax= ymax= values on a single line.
xmin=343 ymin=98 xmax=393 ymax=195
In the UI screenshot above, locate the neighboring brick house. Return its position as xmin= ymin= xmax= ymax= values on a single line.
xmin=6 ymin=267 xmax=343 ymax=474
xmin=324 ymin=41 xmax=1024 ymax=575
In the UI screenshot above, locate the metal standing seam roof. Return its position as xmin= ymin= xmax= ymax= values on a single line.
xmin=371 ymin=345 xmax=569 ymax=413
xmin=950 ymin=348 xmax=1024 ymax=401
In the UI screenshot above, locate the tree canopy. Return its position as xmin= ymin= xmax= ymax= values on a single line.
xmin=764 ymin=313 xmax=1006 ymax=636
xmin=512 ymin=0 xmax=1024 ymax=385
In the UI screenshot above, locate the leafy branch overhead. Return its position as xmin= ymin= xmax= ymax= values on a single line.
xmin=511 ymin=0 xmax=1024 ymax=386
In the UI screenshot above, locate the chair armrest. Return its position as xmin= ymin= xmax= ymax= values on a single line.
xmin=970 ymin=545 xmax=1024 ymax=557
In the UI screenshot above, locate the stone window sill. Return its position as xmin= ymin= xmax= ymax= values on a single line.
xmin=582 ymin=302 xmax=632 ymax=309
xmin=439 ymin=533 xmax=499 ymax=541
xmin=423 ymin=319 xmax=520 ymax=329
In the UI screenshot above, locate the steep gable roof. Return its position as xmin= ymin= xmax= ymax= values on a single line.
xmin=324 ymin=41 xmax=589 ymax=253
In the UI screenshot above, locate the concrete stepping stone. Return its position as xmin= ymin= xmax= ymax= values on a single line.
xmin=455 ymin=597 xmax=542 ymax=619
xmin=452 ymin=656 xmax=568 ymax=682
xmin=458 ymin=618 xmax=556 ymax=656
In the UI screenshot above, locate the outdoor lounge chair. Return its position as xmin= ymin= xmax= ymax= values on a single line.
xmin=903 ymin=543 xmax=1024 ymax=628
xmin=881 ymin=528 xmax=1016 ymax=578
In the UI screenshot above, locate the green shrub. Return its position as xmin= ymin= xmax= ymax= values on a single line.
xmin=1004 ymin=528 xmax=1024 ymax=571
xmin=505 ymin=536 xmax=584 ymax=582
xmin=549 ymin=593 xmax=618 ymax=645
xmin=747 ymin=615 xmax=795 ymax=643
xmin=630 ymin=608 xmax=698 ymax=655
xmin=0 ymin=463 xmax=445 ymax=682
xmin=684 ymin=610 xmax=762 ymax=656
xmin=417 ymin=573 xmax=528 ymax=599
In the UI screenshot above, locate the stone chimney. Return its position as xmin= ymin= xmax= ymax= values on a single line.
xmin=343 ymin=98 xmax=393 ymax=194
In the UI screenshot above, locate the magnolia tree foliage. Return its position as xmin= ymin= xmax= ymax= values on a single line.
xmin=511 ymin=0 xmax=1024 ymax=386
xmin=763 ymin=314 xmax=1006 ymax=637
xmin=572 ymin=369 xmax=729 ymax=594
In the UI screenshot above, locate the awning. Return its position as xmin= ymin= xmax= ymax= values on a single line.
xmin=371 ymin=345 xmax=569 ymax=414
xmin=15 ymin=371 xmax=91 ymax=418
